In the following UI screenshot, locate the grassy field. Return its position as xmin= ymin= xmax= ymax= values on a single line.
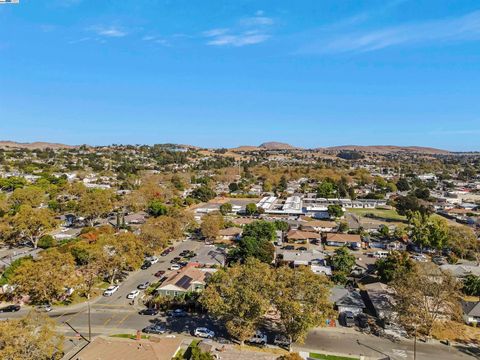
xmin=309 ymin=353 xmax=358 ymax=360
xmin=348 ymin=208 xmax=406 ymax=221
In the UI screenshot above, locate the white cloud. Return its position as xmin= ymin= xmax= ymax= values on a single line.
xmin=303 ymin=10 xmax=480 ymax=54
xmin=88 ymin=25 xmax=127 ymax=38
xmin=203 ymin=11 xmax=274 ymax=47
xmin=142 ymin=35 xmax=170 ymax=46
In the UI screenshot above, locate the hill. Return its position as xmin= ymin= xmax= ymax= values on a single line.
xmin=0 ymin=141 xmax=75 ymax=150
xmin=259 ymin=142 xmax=297 ymax=150
xmin=324 ymin=145 xmax=450 ymax=155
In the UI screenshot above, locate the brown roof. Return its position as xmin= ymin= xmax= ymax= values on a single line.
xmin=72 ymin=336 xmax=182 ymax=360
xmin=324 ymin=233 xmax=361 ymax=243
xmin=301 ymin=220 xmax=337 ymax=228
xmin=161 ymin=265 xmax=209 ymax=290
xmin=232 ymin=218 xmax=256 ymax=226
xmin=287 ymin=230 xmax=322 ymax=240
xmin=218 ymin=227 xmax=242 ymax=236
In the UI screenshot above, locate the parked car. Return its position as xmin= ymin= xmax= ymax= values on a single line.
xmin=247 ymin=331 xmax=268 ymax=346
xmin=154 ymin=270 xmax=166 ymax=278
xmin=142 ymin=324 xmax=166 ymax=334
xmin=0 ymin=304 xmax=21 ymax=313
xmin=36 ymin=304 xmax=52 ymax=312
xmin=147 ymin=256 xmax=159 ymax=264
xmin=170 ymin=257 xmax=181 ymax=264
xmin=297 ymin=246 xmax=308 ymax=251
xmin=273 ymin=334 xmax=291 ymax=349
xmin=169 ymin=264 xmax=181 ymax=271
xmin=282 ymin=245 xmax=295 ymax=250
xmin=167 ymin=309 xmax=187 ymax=317
xmin=127 ymin=289 xmax=140 ymax=299
xmin=137 ymin=281 xmax=150 ymax=290
xmin=356 ymin=313 xmax=370 ymax=332
xmin=194 ymin=327 xmax=215 ymax=339
xmin=139 ymin=308 xmax=159 ymax=316
xmin=103 ymin=285 xmax=119 ymax=296
xmin=141 ymin=261 xmax=152 ymax=270
xmin=340 ymin=311 xmax=355 ymax=327
xmin=161 ymin=249 xmax=170 ymax=257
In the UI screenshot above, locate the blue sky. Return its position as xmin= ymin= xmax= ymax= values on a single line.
xmin=1 ymin=0 xmax=479 ymax=150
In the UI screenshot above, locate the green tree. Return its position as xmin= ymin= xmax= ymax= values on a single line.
xmin=242 ymin=220 xmax=276 ymax=242
xmin=237 ymin=236 xmax=275 ymax=263
xmin=141 ymin=216 xmax=184 ymax=252
xmin=11 ymin=249 xmax=79 ymax=304
xmin=0 ymin=311 xmax=63 ymax=360
xmin=395 ymin=195 xmax=432 ymax=217
xmin=462 ymin=275 xmax=480 ymax=297
xmin=201 ymin=212 xmax=224 ymax=241
xmin=378 ymin=224 xmax=390 ymax=238
xmin=376 ymin=251 xmax=416 ymax=283
xmin=245 ymin=203 xmax=258 ymax=216
xmin=9 ymin=186 xmax=45 ymax=209
xmin=274 ymin=220 xmax=289 ymax=232
xmin=408 ymin=212 xmax=448 ymax=250
xmin=329 ymin=247 xmax=355 ymax=284
xmin=77 ymin=189 xmax=113 ymax=226
xmin=327 ymin=205 xmax=344 ymax=218
xmin=9 ymin=205 xmax=58 ymax=248
xmin=191 ymin=185 xmax=216 ymax=202
xmin=396 ymin=178 xmax=410 ymax=191
xmin=447 ymin=225 xmax=479 ymax=261
xmin=219 ymin=202 xmax=233 ymax=215
xmin=316 ymin=181 xmax=336 ymax=198
xmin=337 ymin=221 xmax=348 ymax=233
xmin=190 ymin=346 xmax=215 ymax=360
xmin=147 ymin=200 xmax=168 ymax=217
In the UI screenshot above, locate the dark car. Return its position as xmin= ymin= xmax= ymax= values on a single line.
xmin=141 ymin=261 xmax=152 ymax=270
xmin=340 ymin=311 xmax=355 ymax=327
xmin=154 ymin=270 xmax=166 ymax=278
xmin=137 ymin=281 xmax=150 ymax=290
xmin=161 ymin=250 xmax=170 ymax=257
xmin=142 ymin=324 xmax=166 ymax=334
xmin=139 ymin=308 xmax=159 ymax=316
xmin=167 ymin=309 xmax=187 ymax=317
xmin=297 ymin=246 xmax=308 ymax=251
xmin=0 ymin=305 xmax=21 ymax=313
xmin=170 ymin=257 xmax=181 ymax=264
xmin=282 ymin=245 xmax=295 ymax=250
xmin=356 ymin=313 xmax=370 ymax=332
xmin=273 ymin=334 xmax=291 ymax=350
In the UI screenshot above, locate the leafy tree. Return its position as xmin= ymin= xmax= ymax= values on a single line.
xmin=9 ymin=205 xmax=58 ymax=248
xmin=395 ymin=195 xmax=433 ymax=217
xmin=378 ymin=224 xmax=390 ymax=238
xmin=392 ymin=266 xmax=462 ymax=337
xmin=190 ymin=346 xmax=215 ymax=360
xmin=327 ymin=205 xmax=344 ymax=218
xmin=408 ymin=212 xmax=448 ymax=250
xmin=0 ymin=256 xmax=32 ymax=286
xmin=237 ymin=236 xmax=275 ymax=264
xmin=447 ymin=225 xmax=479 ymax=261
xmin=0 ymin=311 xmax=63 ymax=360
xmin=141 ymin=216 xmax=183 ymax=252
xmin=147 ymin=200 xmax=168 ymax=217
xmin=191 ymin=185 xmax=216 ymax=202
xmin=277 ymin=354 xmax=303 ymax=360
xmin=219 ymin=202 xmax=233 ymax=215
xmin=0 ymin=176 xmax=27 ymax=191
xmin=337 ymin=221 xmax=348 ymax=233
xmin=37 ymin=235 xmax=57 ymax=249
xmin=316 ymin=181 xmax=336 ymax=198
xmin=376 ymin=251 xmax=416 ymax=283
xmin=329 ymin=247 xmax=355 ymax=284
xmin=242 ymin=220 xmax=276 ymax=242
xmin=274 ymin=220 xmax=289 ymax=232
xmin=171 ymin=174 xmax=185 ymax=191
xmin=245 ymin=203 xmax=258 ymax=216
xmin=11 ymin=249 xmax=79 ymax=304
xmin=9 ymin=186 xmax=45 ymax=209
xmin=396 ymin=178 xmax=410 ymax=191
xmin=228 ymin=182 xmax=239 ymax=192
xmin=201 ymin=212 xmax=224 ymax=240
xmin=77 ymin=189 xmax=113 ymax=226
xmin=462 ymin=275 xmax=480 ymax=297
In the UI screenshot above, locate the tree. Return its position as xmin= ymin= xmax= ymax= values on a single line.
xmin=462 ymin=275 xmax=480 ymax=297
xmin=9 ymin=205 xmax=58 ymax=248
xmin=274 ymin=220 xmax=289 ymax=232
xmin=190 ymin=346 xmax=215 ymax=360
xmin=201 ymin=212 xmax=224 ymax=241
xmin=141 ymin=216 xmax=183 ymax=252
xmin=395 ymin=195 xmax=432 ymax=217
xmin=378 ymin=224 xmax=390 ymax=238
xmin=337 ymin=221 xmax=348 ymax=233
xmin=219 ymin=202 xmax=233 ymax=215
xmin=245 ymin=203 xmax=258 ymax=216
xmin=408 ymin=212 xmax=448 ymax=250
xmin=77 ymin=189 xmax=113 ymax=226
xmin=147 ymin=200 xmax=168 ymax=217
xmin=191 ymin=185 xmax=216 ymax=202
xmin=376 ymin=251 xmax=416 ymax=283
xmin=200 ymin=259 xmax=274 ymax=343
xmin=396 ymin=178 xmax=410 ymax=191
xmin=228 ymin=182 xmax=239 ymax=192
xmin=330 ymin=247 xmax=355 ymax=284
xmin=391 ymin=266 xmax=462 ymax=338
xmin=9 ymin=186 xmax=45 ymax=209
xmin=237 ymin=236 xmax=275 ymax=264
xmin=242 ymin=220 xmax=276 ymax=242
xmin=11 ymin=249 xmax=78 ymax=304
xmin=277 ymin=354 xmax=303 ymax=360
xmin=327 ymin=205 xmax=344 ymax=218
xmin=95 ymin=232 xmax=145 ymax=283
xmin=447 ymin=225 xmax=479 ymax=261
xmin=0 ymin=311 xmax=63 ymax=360
xmin=316 ymin=181 xmax=336 ymax=198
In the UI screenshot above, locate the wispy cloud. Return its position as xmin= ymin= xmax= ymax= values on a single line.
xmin=142 ymin=35 xmax=170 ymax=46
xmin=88 ymin=25 xmax=128 ymax=38
xmin=302 ymin=10 xmax=480 ymax=54
xmin=203 ymin=11 xmax=274 ymax=47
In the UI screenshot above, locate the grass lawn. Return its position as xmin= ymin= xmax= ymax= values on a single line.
xmin=309 ymin=353 xmax=359 ymax=360
xmin=348 ymin=208 xmax=406 ymax=221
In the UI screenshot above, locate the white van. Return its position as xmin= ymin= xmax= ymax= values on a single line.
xmin=372 ymin=251 xmax=389 ymax=259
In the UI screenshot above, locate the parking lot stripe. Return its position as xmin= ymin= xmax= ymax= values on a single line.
xmin=116 ymin=313 xmax=130 ymax=327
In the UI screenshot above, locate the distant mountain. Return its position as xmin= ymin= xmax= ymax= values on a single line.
xmin=0 ymin=141 xmax=75 ymax=150
xmin=259 ymin=142 xmax=298 ymax=150
xmin=324 ymin=145 xmax=450 ymax=155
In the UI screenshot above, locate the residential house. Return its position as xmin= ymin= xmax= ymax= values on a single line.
xmin=190 ymin=245 xmax=226 ymax=267
xmin=287 ymin=230 xmax=322 ymax=243
xmin=218 ymin=227 xmax=242 ymax=241
xmin=324 ymin=233 xmax=363 ymax=250
xmin=279 ymin=249 xmax=327 ymax=267
xmin=335 ymin=290 xmax=366 ymax=315
xmin=300 ymin=218 xmax=337 ymax=232
xmin=363 ymin=282 xmax=396 ymax=322
xmin=155 ymin=266 xmax=212 ymax=297
xmin=461 ymin=301 xmax=480 ymax=326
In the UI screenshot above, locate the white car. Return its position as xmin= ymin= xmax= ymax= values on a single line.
xmin=103 ymin=285 xmax=119 ymax=296
xmin=194 ymin=327 xmax=215 ymax=339
xmin=145 ymin=256 xmax=159 ymax=264
xmin=169 ymin=264 xmax=181 ymax=271
xmin=127 ymin=289 xmax=140 ymax=299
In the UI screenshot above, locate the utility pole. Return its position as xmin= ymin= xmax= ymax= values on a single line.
xmin=413 ymin=325 xmax=417 ymax=360
xmin=87 ymin=295 xmax=92 ymax=341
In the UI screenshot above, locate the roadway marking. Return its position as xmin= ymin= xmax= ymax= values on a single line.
xmin=103 ymin=317 xmax=113 ymax=326
xmin=392 ymin=349 xmax=408 ymax=358
xmin=116 ymin=313 xmax=131 ymax=327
